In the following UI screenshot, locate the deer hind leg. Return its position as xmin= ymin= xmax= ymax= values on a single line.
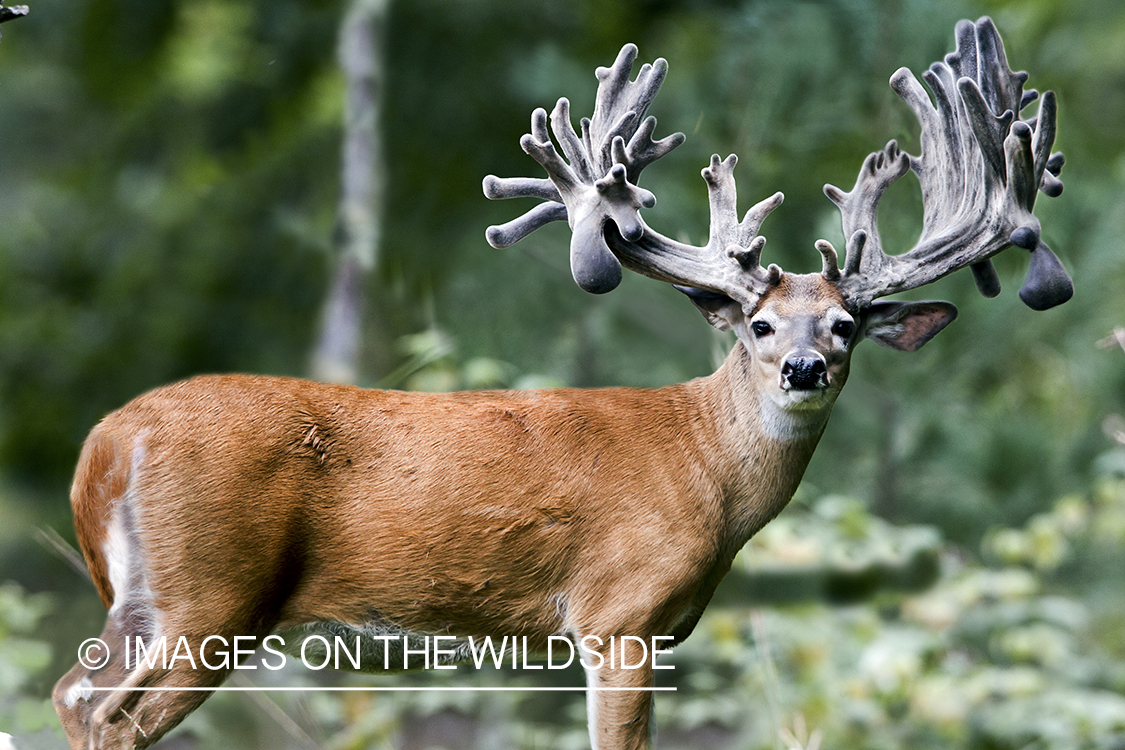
xmin=53 ymin=611 xmax=233 ymax=750
xmin=53 ymin=474 xmax=254 ymax=749
xmin=51 ymin=538 xmax=240 ymax=750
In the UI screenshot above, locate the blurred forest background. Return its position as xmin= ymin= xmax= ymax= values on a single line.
xmin=1 ymin=0 xmax=1124 ymax=748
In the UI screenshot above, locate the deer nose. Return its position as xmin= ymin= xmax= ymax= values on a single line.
xmin=781 ymin=355 xmax=828 ymax=391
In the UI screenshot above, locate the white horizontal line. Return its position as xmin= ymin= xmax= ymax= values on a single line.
xmin=89 ymin=686 xmax=675 ymax=693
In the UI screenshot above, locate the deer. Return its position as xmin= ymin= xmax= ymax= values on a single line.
xmin=53 ymin=17 xmax=1069 ymax=750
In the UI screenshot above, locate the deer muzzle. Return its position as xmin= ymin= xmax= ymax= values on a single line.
xmin=781 ymin=354 xmax=829 ymax=391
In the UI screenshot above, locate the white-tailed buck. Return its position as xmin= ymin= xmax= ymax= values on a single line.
xmin=55 ymin=17 xmax=1069 ymax=750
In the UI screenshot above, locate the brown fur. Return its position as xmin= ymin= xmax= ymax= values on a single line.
xmin=70 ymin=432 xmax=127 ymax=610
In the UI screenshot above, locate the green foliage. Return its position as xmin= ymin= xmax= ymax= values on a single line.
xmin=0 ymin=582 xmax=59 ymax=746
xmin=0 ymin=0 xmax=341 ymax=496
xmin=726 ymin=493 xmax=943 ymax=604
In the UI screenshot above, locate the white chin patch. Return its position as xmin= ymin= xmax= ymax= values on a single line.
xmin=759 ymin=388 xmax=834 ymax=441
xmin=777 ymin=388 xmax=830 ymax=410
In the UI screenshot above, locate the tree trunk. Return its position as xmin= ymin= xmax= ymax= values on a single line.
xmin=311 ymin=0 xmax=387 ymax=384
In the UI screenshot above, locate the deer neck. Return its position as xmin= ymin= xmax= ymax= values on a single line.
xmin=686 ymin=341 xmax=842 ymax=547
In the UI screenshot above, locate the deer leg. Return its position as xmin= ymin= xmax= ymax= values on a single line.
xmin=582 ymin=639 xmax=656 ymax=750
xmin=53 ymin=612 xmax=244 ymax=750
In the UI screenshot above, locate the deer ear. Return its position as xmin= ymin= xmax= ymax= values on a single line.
xmin=864 ymin=301 xmax=958 ymax=352
xmin=674 ymin=285 xmax=741 ymax=332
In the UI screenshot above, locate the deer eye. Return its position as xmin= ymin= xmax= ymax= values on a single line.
xmin=831 ymin=320 xmax=856 ymax=339
xmin=751 ymin=320 xmax=774 ymax=337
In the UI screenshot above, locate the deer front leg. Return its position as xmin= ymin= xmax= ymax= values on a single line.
xmin=582 ymin=638 xmax=657 ymax=750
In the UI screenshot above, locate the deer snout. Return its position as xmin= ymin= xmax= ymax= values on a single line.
xmin=781 ymin=354 xmax=828 ymax=391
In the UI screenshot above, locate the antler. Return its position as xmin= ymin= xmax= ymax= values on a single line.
xmin=0 ymin=4 xmax=29 ymax=28
xmin=822 ymin=17 xmax=1071 ymax=310
xmin=484 ymin=44 xmax=784 ymax=313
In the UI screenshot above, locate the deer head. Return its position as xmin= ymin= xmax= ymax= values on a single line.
xmin=484 ymin=18 xmax=1070 ymax=416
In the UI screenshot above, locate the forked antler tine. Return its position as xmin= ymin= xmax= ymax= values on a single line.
xmin=592 ymin=45 xmax=665 ymax=134
xmin=588 ymin=51 xmax=682 ymax=180
xmin=703 ymin=155 xmax=739 ymax=249
xmin=972 ymin=18 xmax=1027 ymax=116
xmin=593 ymin=44 xmax=641 ymax=119
xmin=518 ymin=108 xmax=579 ymax=193
xmin=945 ymin=18 xmax=976 ymax=81
xmin=703 ymin=154 xmax=784 ymax=255
xmin=829 ymin=16 xmax=1072 ymax=310
xmin=822 ymin=140 xmax=908 ymax=282
xmin=594 ymin=163 xmax=656 ymax=241
xmin=624 ymin=117 xmax=684 ymax=180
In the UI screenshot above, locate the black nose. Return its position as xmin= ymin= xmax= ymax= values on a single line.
xmin=782 ymin=356 xmax=828 ymax=390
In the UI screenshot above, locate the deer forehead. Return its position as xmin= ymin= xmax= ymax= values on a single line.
xmin=752 ymin=273 xmax=851 ymax=322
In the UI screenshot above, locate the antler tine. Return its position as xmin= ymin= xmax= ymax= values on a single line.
xmin=587 ymin=45 xmax=684 ymax=182
xmin=827 ymin=17 xmax=1072 ymax=311
xmin=484 ymin=44 xmax=784 ymax=310
xmin=815 ymin=240 xmax=842 ymax=282
xmin=618 ymin=155 xmax=783 ymax=310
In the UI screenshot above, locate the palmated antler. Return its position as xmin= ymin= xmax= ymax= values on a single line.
xmin=822 ymin=17 xmax=1071 ymax=310
xmin=484 ymin=44 xmax=784 ymax=313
